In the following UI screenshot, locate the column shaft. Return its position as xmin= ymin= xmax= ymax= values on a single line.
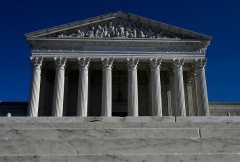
xmin=101 ymin=58 xmax=113 ymax=116
xmin=167 ymin=80 xmax=172 ymax=116
xmin=186 ymin=74 xmax=194 ymax=116
xmin=63 ymin=68 xmax=70 ymax=116
xmin=195 ymin=59 xmax=209 ymax=116
xmin=38 ymin=66 xmax=47 ymax=116
xmin=127 ymin=58 xmax=139 ymax=116
xmin=148 ymin=72 xmax=152 ymax=116
xmin=169 ymin=71 xmax=176 ymax=116
xmin=77 ymin=58 xmax=90 ymax=116
xmin=52 ymin=57 xmax=67 ymax=117
xmin=172 ymin=59 xmax=186 ymax=116
xmin=150 ymin=58 xmax=162 ymax=116
xmin=191 ymin=72 xmax=199 ymax=116
xmin=27 ymin=57 xmax=43 ymax=117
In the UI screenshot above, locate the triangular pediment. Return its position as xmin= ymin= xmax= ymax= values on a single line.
xmin=25 ymin=11 xmax=212 ymax=41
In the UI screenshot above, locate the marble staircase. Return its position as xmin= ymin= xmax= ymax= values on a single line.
xmin=0 ymin=116 xmax=240 ymax=162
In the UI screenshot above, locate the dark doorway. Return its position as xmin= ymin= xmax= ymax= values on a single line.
xmin=112 ymin=112 xmax=127 ymax=117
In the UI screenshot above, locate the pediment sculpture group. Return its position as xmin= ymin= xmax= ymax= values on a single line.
xmin=58 ymin=21 xmax=180 ymax=39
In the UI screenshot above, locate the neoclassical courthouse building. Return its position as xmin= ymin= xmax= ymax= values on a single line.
xmin=1 ymin=11 xmax=240 ymax=162
xmin=1 ymin=11 xmax=239 ymax=117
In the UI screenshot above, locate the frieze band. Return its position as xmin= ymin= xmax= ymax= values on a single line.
xmin=32 ymin=45 xmax=206 ymax=53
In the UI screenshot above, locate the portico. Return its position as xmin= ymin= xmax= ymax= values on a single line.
xmin=25 ymin=11 xmax=211 ymax=117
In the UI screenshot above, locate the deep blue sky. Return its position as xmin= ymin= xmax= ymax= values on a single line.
xmin=0 ymin=0 xmax=239 ymax=102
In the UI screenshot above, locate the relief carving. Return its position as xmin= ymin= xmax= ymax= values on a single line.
xmin=56 ymin=19 xmax=184 ymax=39
xmin=194 ymin=59 xmax=207 ymax=71
xmin=172 ymin=58 xmax=184 ymax=70
xmin=127 ymin=58 xmax=139 ymax=70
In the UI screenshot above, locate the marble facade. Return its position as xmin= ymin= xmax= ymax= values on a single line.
xmin=25 ymin=11 xmax=212 ymax=117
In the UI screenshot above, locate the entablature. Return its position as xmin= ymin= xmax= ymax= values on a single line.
xmin=29 ymin=38 xmax=209 ymax=55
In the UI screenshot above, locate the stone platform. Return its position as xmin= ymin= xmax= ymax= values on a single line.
xmin=0 ymin=116 xmax=240 ymax=162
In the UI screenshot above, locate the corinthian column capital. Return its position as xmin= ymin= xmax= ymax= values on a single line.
xmin=127 ymin=58 xmax=139 ymax=70
xmin=172 ymin=58 xmax=184 ymax=70
xmin=195 ymin=59 xmax=207 ymax=71
xmin=78 ymin=57 xmax=90 ymax=70
xmin=149 ymin=58 xmax=162 ymax=70
xmin=101 ymin=57 xmax=114 ymax=70
xmin=30 ymin=56 xmax=43 ymax=69
xmin=54 ymin=57 xmax=67 ymax=70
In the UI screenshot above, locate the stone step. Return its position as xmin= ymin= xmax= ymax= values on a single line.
xmin=1 ymin=117 xmax=240 ymax=130
xmin=0 ymin=138 xmax=240 ymax=155
xmin=1 ymin=121 xmax=240 ymax=129
xmin=1 ymin=153 xmax=240 ymax=162
xmin=0 ymin=116 xmax=175 ymax=123
xmin=2 ymin=127 xmax=240 ymax=139
xmin=2 ymin=116 xmax=240 ymax=123
xmin=0 ymin=128 xmax=199 ymax=139
xmin=201 ymin=128 xmax=240 ymax=138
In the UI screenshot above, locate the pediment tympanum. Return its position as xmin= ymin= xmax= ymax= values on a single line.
xmin=25 ymin=11 xmax=212 ymax=41
xmin=51 ymin=19 xmax=185 ymax=40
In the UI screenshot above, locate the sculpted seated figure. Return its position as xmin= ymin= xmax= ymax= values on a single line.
xmin=126 ymin=22 xmax=134 ymax=38
xmin=86 ymin=27 xmax=95 ymax=37
xmin=95 ymin=25 xmax=104 ymax=38
xmin=107 ymin=22 xmax=115 ymax=37
xmin=118 ymin=20 xmax=125 ymax=37
xmin=146 ymin=29 xmax=155 ymax=38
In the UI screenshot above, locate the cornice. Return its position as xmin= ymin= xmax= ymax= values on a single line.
xmin=27 ymin=37 xmax=209 ymax=43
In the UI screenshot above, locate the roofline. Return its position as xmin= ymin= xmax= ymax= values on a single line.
xmin=25 ymin=11 xmax=212 ymax=41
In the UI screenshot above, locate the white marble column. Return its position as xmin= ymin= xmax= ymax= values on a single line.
xmin=38 ymin=65 xmax=47 ymax=116
xmin=172 ymin=58 xmax=186 ymax=116
xmin=166 ymin=67 xmax=176 ymax=116
xmin=149 ymin=58 xmax=162 ymax=116
xmin=27 ymin=57 xmax=43 ymax=117
xmin=186 ymin=73 xmax=194 ymax=116
xmin=166 ymin=75 xmax=172 ymax=116
xmin=170 ymin=69 xmax=176 ymax=116
xmin=63 ymin=67 xmax=70 ymax=116
xmin=52 ymin=57 xmax=67 ymax=117
xmin=77 ymin=57 xmax=90 ymax=117
xmin=147 ymin=71 xmax=152 ymax=116
xmin=195 ymin=59 xmax=209 ymax=116
xmin=191 ymin=69 xmax=199 ymax=116
xmin=127 ymin=58 xmax=139 ymax=116
xmin=101 ymin=57 xmax=114 ymax=116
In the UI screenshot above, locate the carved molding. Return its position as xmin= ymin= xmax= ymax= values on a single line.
xmin=30 ymin=40 xmax=208 ymax=53
xmin=195 ymin=59 xmax=207 ymax=71
xmin=172 ymin=58 xmax=184 ymax=71
xmin=78 ymin=57 xmax=90 ymax=70
xmin=149 ymin=58 xmax=162 ymax=70
xmin=127 ymin=58 xmax=139 ymax=70
xmin=101 ymin=57 xmax=114 ymax=70
xmin=30 ymin=56 xmax=43 ymax=69
xmin=54 ymin=57 xmax=67 ymax=70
